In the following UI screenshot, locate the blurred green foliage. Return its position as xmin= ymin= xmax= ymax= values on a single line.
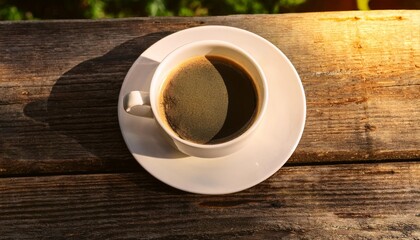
xmin=0 ymin=0 xmax=418 ymax=20
xmin=0 ymin=4 xmax=33 ymax=20
xmin=357 ymin=0 xmax=370 ymax=10
xmin=0 ymin=0 xmax=309 ymax=20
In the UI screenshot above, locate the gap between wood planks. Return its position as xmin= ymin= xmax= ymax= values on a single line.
xmin=0 ymin=158 xmax=418 ymax=179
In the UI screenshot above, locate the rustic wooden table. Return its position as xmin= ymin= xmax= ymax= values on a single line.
xmin=1 ymin=10 xmax=419 ymax=239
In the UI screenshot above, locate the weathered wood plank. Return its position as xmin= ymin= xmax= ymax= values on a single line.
xmin=0 ymin=162 xmax=418 ymax=239
xmin=1 ymin=11 xmax=419 ymax=175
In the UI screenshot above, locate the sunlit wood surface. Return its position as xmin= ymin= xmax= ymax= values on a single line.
xmin=0 ymin=10 xmax=419 ymax=239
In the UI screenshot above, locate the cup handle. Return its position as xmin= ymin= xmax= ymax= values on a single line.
xmin=123 ymin=91 xmax=153 ymax=118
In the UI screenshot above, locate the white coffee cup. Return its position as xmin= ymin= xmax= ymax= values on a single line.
xmin=123 ymin=40 xmax=268 ymax=158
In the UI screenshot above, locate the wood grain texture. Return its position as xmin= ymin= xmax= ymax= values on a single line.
xmin=1 ymin=11 xmax=419 ymax=175
xmin=0 ymin=162 xmax=418 ymax=239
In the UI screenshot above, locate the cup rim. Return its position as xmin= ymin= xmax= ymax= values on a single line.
xmin=150 ymin=40 xmax=268 ymax=150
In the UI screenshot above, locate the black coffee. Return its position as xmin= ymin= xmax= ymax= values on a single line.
xmin=159 ymin=55 xmax=258 ymax=144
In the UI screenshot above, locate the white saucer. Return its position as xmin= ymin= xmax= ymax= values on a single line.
xmin=118 ymin=26 xmax=306 ymax=194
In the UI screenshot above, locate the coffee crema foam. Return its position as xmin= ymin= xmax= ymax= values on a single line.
xmin=159 ymin=55 xmax=258 ymax=144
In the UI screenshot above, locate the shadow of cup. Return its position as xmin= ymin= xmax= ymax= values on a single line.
xmin=24 ymin=32 xmax=173 ymax=167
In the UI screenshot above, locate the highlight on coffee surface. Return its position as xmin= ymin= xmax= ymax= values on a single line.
xmin=159 ymin=55 xmax=258 ymax=144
